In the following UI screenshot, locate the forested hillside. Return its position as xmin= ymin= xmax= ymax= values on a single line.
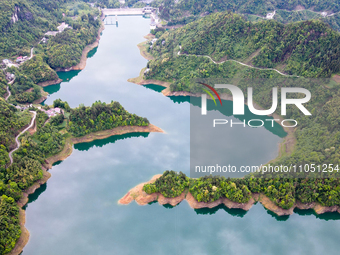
xmin=0 ymin=98 xmax=150 ymax=254
xmin=148 ymin=12 xmax=340 ymax=77
xmin=141 ymin=10 xmax=340 ymax=211
xmin=0 ymin=99 xmax=30 ymax=152
xmin=0 ymin=73 xmax=8 ymax=98
xmin=10 ymin=73 xmax=42 ymax=104
xmin=152 ymin=0 xmax=340 ymax=26
xmin=143 ymin=11 xmax=340 ymax=182
xmin=68 ymin=101 xmax=150 ymax=137
xmin=0 ymin=99 xmax=32 ymax=254
xmin=20 ymin=55 xmax=58 ymax=83
xmin=45 ymin=14 xmax=101 ymax=69
xmin=0 ymin=0 xmax=102 ymax=104
xmin=143 ymin=170 xmax=340 ymax=210
xmin=0 ymin=0 xmax=69 ymax=58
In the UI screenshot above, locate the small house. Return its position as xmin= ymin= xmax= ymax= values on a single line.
xmin=16 ymin=56 xmax=23 ymax=63
xmin=266 ymin=10 xmax=276 ymax=19
xmin=2 ymin=59 xmax=11 ymax=66
xmin=57 ymin=22 xmax=69 ymax=32
xmin=150 ymin=21 xmax=157 ymax=30
xmin=5 ymin=72 xmax=15 ymax=81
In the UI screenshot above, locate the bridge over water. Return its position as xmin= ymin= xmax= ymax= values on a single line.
xmin=102 ymin=7 xmax=156 ymax=16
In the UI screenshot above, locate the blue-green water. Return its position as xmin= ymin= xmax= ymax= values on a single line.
xmin=22 ymin=16 xmax=340 ymax=255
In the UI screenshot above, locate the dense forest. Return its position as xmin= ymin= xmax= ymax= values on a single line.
xmin=0 ymin=98 xmax=150 ymax=254
xmin=0 ymin=0 xmax=101 ymax=104
xmin=45 ymin=14 xmax=101 ymax=69
xmin=0 ymin=0 xmax=69 ymax=59
xmin=148 ymin=12 xmax=340 ymax=78
xmin=68 ymin=101 xmax=150 ymax=137
xmin=0 ymin=73 xmax=8 ymax=98
xmin=9 ymin=73 xmax=42 ymax=104
xmin=143 ymin=170 xmax=190 ymax=197
xmin=0 ymin=99 xmax=32 ymax=254
xmin=151 ymin=0 xmax=340 ymax=26
xmin=143 ymin=171 xmax=340 ymax=210
xmin=0 ymin=98 xmax=30 ymax=152
xmin=146 ymin=44 xmax=340 ymax=172
xmin=0 ymin=195 xmax=20 ymax=255
xmin=20 ymin=55 xmax=58 ymax=83
xmin=142 ymin=11 xmax=340 ymax=210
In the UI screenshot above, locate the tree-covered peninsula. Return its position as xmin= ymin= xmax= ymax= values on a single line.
xmin=123 ymin=170 xmax=340 ymax=215
xmin=0 ymin=98 xmax=154 ymax=254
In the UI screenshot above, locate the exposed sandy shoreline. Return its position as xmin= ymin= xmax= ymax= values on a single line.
xmin=33 ymin=22 xmax=105 ymax=107
xmin=7 ymin=169 xmax=51 ymax=255
xmin=55 ymin=23 xmax=105 ymax=72
xmin=9 ymin=124 xmax=163 ymax=255
xmin=37 ymin=78 xmax=63 ymax=87
xmin=119 ymin=175 xmax=340 ymax=216
xmin=46 ymin=124 xmax=164 ymax=168
xmin=6 ymin=209 xmax=30 ymax=255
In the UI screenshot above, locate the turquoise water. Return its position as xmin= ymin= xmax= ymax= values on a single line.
xmin=22 ymin=16 xmax=340 ymax=255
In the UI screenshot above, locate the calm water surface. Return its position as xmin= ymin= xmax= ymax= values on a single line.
xmin=23 ymin=16 xmax=340 ymax=255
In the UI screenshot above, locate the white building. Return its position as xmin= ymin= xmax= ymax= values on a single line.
xmin=150 ymin=21 xmax=156 ymax=30
xmin=266 ymin=10 xmax=276 ymax=19
xmin=57 ymin=22 xmax=69 ymax=32
xmin=5 ymin=72 xmax=15 ymax=81
xmin=42 ymin=107 xmax=63 ymax=117
xmin=2 ymin=59 xmax=11 ymax=66
xmin=45 ymin=22 xmax=72 ymax=36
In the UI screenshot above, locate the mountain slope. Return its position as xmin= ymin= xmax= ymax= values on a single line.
xmin=153 ymin=0 xmax=340 ymax=25
xmin=150 ymin=12 xmax=340 ymax=77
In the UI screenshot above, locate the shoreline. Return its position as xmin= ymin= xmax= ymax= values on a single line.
xmin=9 ymin=124 xmax=163 ymax=255
xmin=23 ymin=23 xmax=105 ymax=105
xmin=55 ymin=23 xmax=105 ymax=72
xmin=37 ymin=78 xmax=63 ymax=87
xmin=129 ymin=74 xmax=296 ymax=160
xmin=46 ymin=124 xmax=164 ymax=168
xmin=34 ymin=21 xmax=105 ymax=93
xmin=119 ymin=175 xmax=340 ymax=216
xmin=129 ymin=34 xmax=296 ymax=162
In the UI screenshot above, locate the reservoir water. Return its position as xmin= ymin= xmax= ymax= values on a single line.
xmin=23 ymin=16 xmax=340 ymax=255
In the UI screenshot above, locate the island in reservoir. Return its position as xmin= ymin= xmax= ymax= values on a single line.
xmin=120 ymin=170 xmax=340 ymax=217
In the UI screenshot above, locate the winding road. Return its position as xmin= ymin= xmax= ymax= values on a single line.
xmin=5 ymin=74 xmax=36 ymax=167
xmin=177 ymin=46 xmax=299 ymax=77
xmin=3 ymin=47 xmax=36 ymax=168
xmin=29 ymin=47 xmax=34 ymax=60
xmin=8 ymin=111 xmax=37 ymax=165
xmin=4 ymin=77 xmax=15 ymax=101
xmin=277 ymin=8 xmax=340 ymax=17
xmin=5 ymin=86 xmax=11 ymax=101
